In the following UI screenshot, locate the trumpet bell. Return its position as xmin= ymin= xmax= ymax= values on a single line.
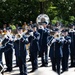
xmin=15 ymin=34 xmax=22 ymax=40
xmin=54 ymin=32 xmax=61 ymax=38
xmin=17 ymin=35 xmax=21 ymax=38
xmin=0 ymin=42 xmax=2 ymax=47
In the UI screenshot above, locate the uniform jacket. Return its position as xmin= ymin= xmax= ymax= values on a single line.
xmin=38 ymin=28 xmax=50 ymax=50
xmin=28 ymin=31 xmax=40 ymax=56
xmin=62 ymin=36 xmax=71 ymax=57
xmin=14 ymin=35 xmax=28 ymax=58
xmin=49 ymin=36 xmax=63 ymax=58
xmin=69 ymin=31 xmax=75 ymax=55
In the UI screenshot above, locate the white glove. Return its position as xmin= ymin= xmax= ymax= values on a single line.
xmin=29 ymin=32 xmax=33 ymax=36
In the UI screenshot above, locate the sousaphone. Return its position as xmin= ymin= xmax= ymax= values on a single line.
xmin=36 ymin=14 xmax=50 ymax=25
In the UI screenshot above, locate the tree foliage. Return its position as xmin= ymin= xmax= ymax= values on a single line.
xmin=0 ymin=0 xmax=75 ymax=27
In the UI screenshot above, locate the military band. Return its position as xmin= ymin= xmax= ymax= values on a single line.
xmin=0 ymin=22 xmax=75 ymax=75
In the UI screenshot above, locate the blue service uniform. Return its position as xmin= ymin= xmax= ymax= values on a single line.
xmin=69 ymin=31 xmax=75 ymax=67
xmin=62 ymin=36 xmax=71 ymax=72
xmin=14 ymin=35 xmax=28 ymax=75
xmin=49 ymin=36 xmax=63 ymax=75
xmin=28 ymin=31 xmax=40 ymax=71
xmin=0 ymin=40 xmax=13 ymax=53
xmin=2 ymin=37 xmax=13 ymax=72
xmin=0 ymin=39 xmax=13 ymax=73
xmin=0 ymin=41 xmax=13 ymax=56
xmin=38 ymin=29 xmax=44 ymax=57
xmin=14 ymin=41 xmax=19 ymax=67
xmin=38 ymin=28 xmax=50 ymax=66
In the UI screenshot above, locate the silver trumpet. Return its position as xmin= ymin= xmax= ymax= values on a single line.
xmin=14 ymin=33 xmax=28 ymax=42
xmin=0 ymin=33 xmax=13 ymax=46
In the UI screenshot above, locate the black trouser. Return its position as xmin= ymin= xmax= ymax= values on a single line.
xmin=70 ymin=49 xmax=75 ymax=67
xmin=38 ymin=45 xmax=42 ymax=57
xmin=41 ymin=47 xmax=48 ymax=66
xmin=51 ymin=57 xmax=61 ymax=75
xmin=62 ymin=55 xmax=69 ymax=72
xmin=0 ymin=60 xmax=4 ymax=74
xmin=0 ymin=52 xmax=2 ymax=62
xmin=30 ymin=54 xmax=38 ymax=71
xmin=0 ymin=52 xmax=3 ymax=69
xmin=15 ymin=54 xmax=19 ymax=66
xmin=71 ymin=55 xmax=75 ymax=67
xmin=4 ymin=48 xmax=13 ymax=71
xmin=18 ymin=56 xmax=27 ymax=75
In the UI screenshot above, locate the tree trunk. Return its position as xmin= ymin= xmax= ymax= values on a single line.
xmin=40 ymin=2 xmax=44 ymax=14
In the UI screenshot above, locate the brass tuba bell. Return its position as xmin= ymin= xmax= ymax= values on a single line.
xmin=36 ymin=14 xmax=50 ymax=25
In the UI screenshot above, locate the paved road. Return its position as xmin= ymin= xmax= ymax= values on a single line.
xmin=2 ymin=52 xmax=52 ymax=75
xmin=1 ymin=49 xmax=75 ymax=75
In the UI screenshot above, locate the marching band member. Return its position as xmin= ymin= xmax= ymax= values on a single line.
xmin=69 ymin=24 xmax=75 ymax=67
xmin=0 ymin=27 xmax=14 ymax=74
xmin=61 ymin=30 xmax=71 ymax=72
xmin=38 ymin=25 xmax=44 ymax=57
xmin=38 ymin=22 xmax=50 ymax=67
xmin=0 ymin=42 xmax=13 ymax=75
xmin=48 ymin=32 xmax=63 ymax=75
xmin=26 ymin=26 xmax=33 ymax=62
xmin=28 ymin=25 xmax=40 ymax=72
xmin=14 ymin=27 xmax=28 ymax=75
xmin=4 ymin=27 xmax=13 ymax=72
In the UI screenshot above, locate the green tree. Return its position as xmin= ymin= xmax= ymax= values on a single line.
xmin=0 ymin=0 xmax=75 ymax=27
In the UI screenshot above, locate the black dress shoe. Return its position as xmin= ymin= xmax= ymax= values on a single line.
xmin=9 ymin=70 xmax=12 ymax=72
xmin=40 ymin=64 xmax=45 ymax=67
xmin=4 ymin=69 xmax=12 ymax=72
xmin=27 ymin=59 xmax=31 ymax=62
xmin=61 ymin=71 xmax=64 ymax=74
xmin=45 ymin=64 xmax=48 ymax=67
xmin=29 ymin=70 xmax=34 ymax=73
xmin=29 ymin=69 xmax=36 ymax=73
xmin=4 ymin=69 xmax=9 ymax=72
xmin=69 ymin=65 xmax=73 ymax=68
xmin=14 ymin=65 xmax=19 ymax=67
